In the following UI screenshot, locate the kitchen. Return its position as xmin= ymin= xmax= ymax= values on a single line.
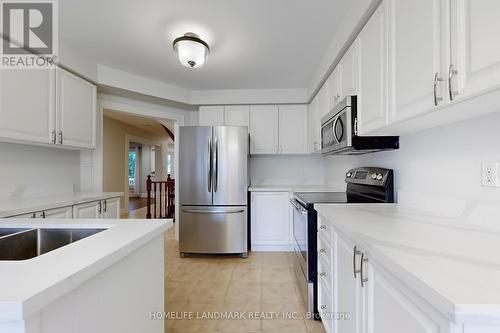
xmin=1 ymin=0 xmax=500 ymax=332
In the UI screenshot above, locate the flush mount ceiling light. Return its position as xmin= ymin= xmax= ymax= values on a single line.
xmin=173 ymin=32 xmax=210 ymax=68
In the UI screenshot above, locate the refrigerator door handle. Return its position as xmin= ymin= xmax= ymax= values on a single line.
xmin=213 ymin=134 xmax=218 ymax=192
xmin=207 ymin=136 xmax=212 ymax=192
xmin=181 ymin=208 xmax=245 ymax=214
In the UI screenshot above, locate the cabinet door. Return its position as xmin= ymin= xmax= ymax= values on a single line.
xmin=336 ymin=235 xmax=363 ymax=333
xmin=103 ymin=198 xmax=120 ymax=219
xmin=250 ymin=192 xmax=290 ymax=247
xmin=73 ymin=201 xmax=101 ymax=218
xmin=224 ymin=105 xmax=249 ymax=131
xmin=278 ymin=105 xmax=308 ymax=154
xmin=358 ymin=0 xmax=389 ymax=134
xmin=249 ymin=105 xmax=279 ymax=154
xmin=450 ymin=0 xmax=500 ymax=101
xmin=57 ymin=68 xmax=96 ymax=149
xmin=308 ymin=95 xmax=321 ymax=153
xmin=199 ymin=106 xmax=224 ymax=126
xmin=327 ymin=68 xmax=339 ymax=111
xmin=388 ymin=0 xmax=450 ymax=124
xmin=0 ymin=68 xmax=55 ymax=144
xmin=369 ymin=265 xmax=446 ymax=333
xmin=340 ymin=40 xmax=360 ymax=98
xmin=43 ymin=206 xmax=73 ymax=219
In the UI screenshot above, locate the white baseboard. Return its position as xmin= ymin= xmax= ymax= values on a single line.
xmin=250 ymin=244 xmax=294 ymax=252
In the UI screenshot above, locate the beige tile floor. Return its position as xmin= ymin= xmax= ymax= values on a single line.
xmin=164 ymin=228 xmax=326 ymax=333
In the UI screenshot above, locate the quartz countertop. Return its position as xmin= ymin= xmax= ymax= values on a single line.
xmin=0 ymin=192 xmax=124 ymax=218
xmin=248 ymin=184 xmax=342 ymax=193
xmin=314 ymin=203 xmax=500 ymax=324
xmin=0 ymin=218 xmax=171 ymax=322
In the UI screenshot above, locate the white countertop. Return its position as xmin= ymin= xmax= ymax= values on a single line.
xmin=248 ymin=184 xmax=342 ymax=193
xmin=0 ymin=192 xmax=123 ymax=218
xmin=0 ymin=218 xmax=171 ymax=322
xmin=314 ymin=203 xmax=500 ymax=324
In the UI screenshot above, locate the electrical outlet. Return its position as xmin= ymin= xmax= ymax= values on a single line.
xmin=482 ymin=161 xmax=499 ymax=187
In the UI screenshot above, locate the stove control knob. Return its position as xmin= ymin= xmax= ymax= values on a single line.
xmin=376 ymin=174 xmax=383 ymax=181
xmin=346 ymin=172 xmax=352 ymax=178
xmin=371 ymin=173 xmax=377 ymax=180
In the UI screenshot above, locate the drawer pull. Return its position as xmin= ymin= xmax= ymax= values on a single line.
xmin=319 ymin=272 xmax=327 ymax=277
xmin=320 ymin=305 xmax=328 ymax=310
xmin=319 ymin=225 xmax=327 ymax=230
xmin=319 ymin=248 xmax=327 ymax=253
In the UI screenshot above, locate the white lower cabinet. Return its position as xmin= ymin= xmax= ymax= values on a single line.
xmin=102 ymin=197 xmax=120 ymax=219
xmin=250 ymin=191 xmax=291 ymax=250
xmin=42 ymin=206 xmax=73 ymax=219
xmin=319 ymin=217 xmax=454 ymax=333
xmin=73 ymin=198 xmax=120 ymax=219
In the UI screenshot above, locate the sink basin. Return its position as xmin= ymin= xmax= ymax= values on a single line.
xmin=0 ymin=228 xmax=30 ymax=237
xmin=0 ymin=228 xmax=106 ymax=260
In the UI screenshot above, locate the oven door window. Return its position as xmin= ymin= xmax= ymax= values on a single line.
xmin=292 ymin=202 xmax=308 ymax=263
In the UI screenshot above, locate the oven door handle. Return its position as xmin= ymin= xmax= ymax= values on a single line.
xmin=290 ymin=199 xmax=308 ymax=215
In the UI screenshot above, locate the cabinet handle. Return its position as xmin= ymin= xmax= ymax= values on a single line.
xmin=319 ymin=248 xmax=327 ymax=253
xmin=319 ymin=272 xmax=327 ymax=277
xmin=31 ymin=213 xmax=36 ymax=218
xmin=51 ymin=130 xmax=56 ymax=144
xmin=319 ymin=225 xmax=326 ymax=230
xmin=98 ymin=201 xmax=102 ymax=214
xmin=42 ymin=211 xmax=46 ymax=219
xmin=320 ymin=305 xmax=328 ymax=310
xmin=58 ymin=131 xmax=63 ymax=145
xmin=353 ymin=246 xmax=362 ymax=278
xmin=360 ymin=252 xmax=369 ymax=287
xmin=103 ymin=200 xmax=107 ymax=213
xmin=448 ymin=64 xmax=459 ymax=101
xmin=433 ymin=73 xmax=444 ymax=106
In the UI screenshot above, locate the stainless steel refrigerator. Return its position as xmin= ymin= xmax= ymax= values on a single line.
xmin=179 ymin=126 xmax=248 ymax=257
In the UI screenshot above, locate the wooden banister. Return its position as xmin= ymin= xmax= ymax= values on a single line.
xmin=146 ymin=175 xmax=175 ymax=220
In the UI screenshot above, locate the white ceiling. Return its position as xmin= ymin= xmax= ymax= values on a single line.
xmin=104 ymin=109 xmax=174 ymax=137
xmin=60 ymin=0 xmax=349 ymax=90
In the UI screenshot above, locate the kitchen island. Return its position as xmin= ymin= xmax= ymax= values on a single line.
xmin=0 ymin=219 xmax=171 ymax=333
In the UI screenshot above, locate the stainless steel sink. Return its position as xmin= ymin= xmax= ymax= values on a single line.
xmin=0 ymin=228 xmax=106 ymax=260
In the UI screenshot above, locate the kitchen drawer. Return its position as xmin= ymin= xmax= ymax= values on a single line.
xmin=317 ymin=232 xmax=333 ymax=269
xmin=318 ymin=278 xmax=333 ymax=333
xmin=317 ymin=215 xmax=333 ymax=246
xmin=317 ymin=250 xmax=333 ymax=294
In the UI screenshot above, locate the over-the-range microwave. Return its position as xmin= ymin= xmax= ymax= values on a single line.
xmin=321 ymin=96 xmax=399 ymax=155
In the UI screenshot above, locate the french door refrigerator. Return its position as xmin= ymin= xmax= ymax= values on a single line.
xmin=179 ymin=126 xmax=248 ymax=256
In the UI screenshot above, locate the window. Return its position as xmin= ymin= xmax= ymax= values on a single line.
xmin=166 ymin=154 xmax=172 ymax=175
xmin=128 ymin=150 xmax=136 ymax=187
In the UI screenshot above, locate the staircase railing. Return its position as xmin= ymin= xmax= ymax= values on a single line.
xmin=146 ymin=175 xmax=175 ymax=219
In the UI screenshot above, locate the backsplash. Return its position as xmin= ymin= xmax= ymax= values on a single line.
xmin=324 ymin=111 xmax=500 ymax=205
xmin=0 ymin=142 xmax=80 ymax=200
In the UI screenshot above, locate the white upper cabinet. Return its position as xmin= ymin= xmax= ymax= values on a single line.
xmin=308 ymin=94 xmax=321 ymax=153
xmin=327 ymin=67 xmax=339 ymax=111
xmin=57 ymin=68 xmax=96 ymax=149
xmin=388 ymin=0 xmax=450 ymax=124
xmin=340 ymin=40 xmax=360 ymax=99
xmin=278 ymin=105 xmax=308 ymax=154
xmin=0 ymin=68 xmax=55 ymax=145
xmin=357 ymin=0 xmax=389 ymax=134
xmin=224 ymin=105 xmax=249 ymax=130
xmin=450 ymin=0 xmax=500 ymax=101
xmin=250 ymin=105 xmax=279 ymax=154
xmin=198 ymin=106 xmax=224 ymax=126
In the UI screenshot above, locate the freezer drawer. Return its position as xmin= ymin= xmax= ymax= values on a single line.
xmin=179 ymin=206 xmax=247 ymax=254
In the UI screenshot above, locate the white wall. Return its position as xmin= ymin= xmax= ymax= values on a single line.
xmin=0 ymin=142 xmax=81 ymax=199
xmin=250 ymin=155 xmax=325 ymax=186
xmin=324 ymin=112 xmax=500 ymax=204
